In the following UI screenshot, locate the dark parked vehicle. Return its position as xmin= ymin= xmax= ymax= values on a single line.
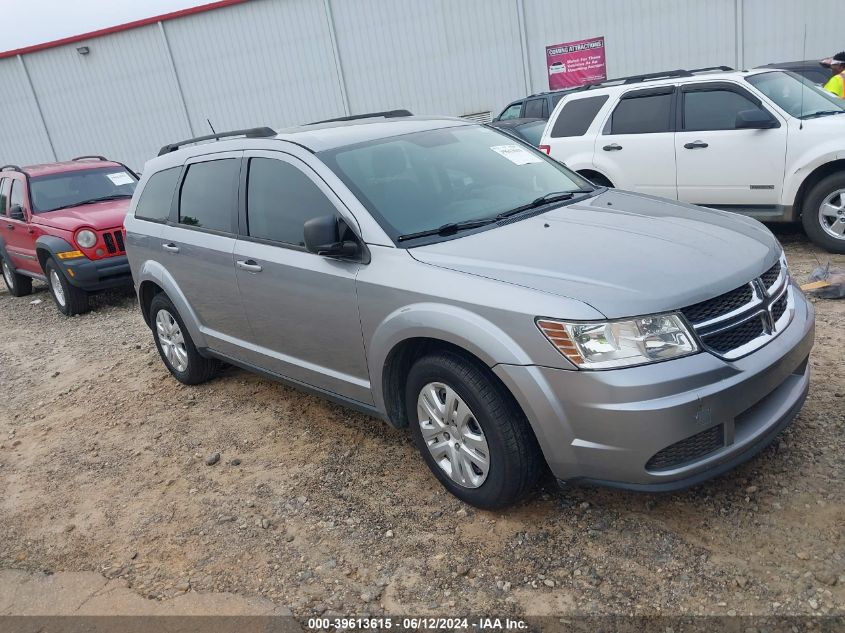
xmin=756 ymin=60 xmax=831 ymax=85
xmin=487 ymin=118 xmax=547 ymax=147
xmin=494 ymin=89 xmax=576 ymax=121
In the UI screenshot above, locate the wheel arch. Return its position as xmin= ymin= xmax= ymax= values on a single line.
xmin=134 ymin=260 xmax=206 ymax=348
xmin=576 ymin=169 xmax=614 ymax=188
xmin=369 ymin=304 xmax=535 ymax=429
xmin=34 ymin=235 xmax=75 ymax=273
xmin=792 ymin=159 xmax=845 ymax=218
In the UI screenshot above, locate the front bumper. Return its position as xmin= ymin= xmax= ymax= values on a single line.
xmin=494 ymin=285 xmax=815 ymax=490
xmin=59 ymin=254 xmax=133 ymax=292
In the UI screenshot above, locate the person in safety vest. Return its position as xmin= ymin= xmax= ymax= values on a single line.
xmin=820 ymin=52 xmax=845 ymax=97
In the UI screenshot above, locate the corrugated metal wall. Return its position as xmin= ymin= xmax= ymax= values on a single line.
xmin=0 ymin=0 xmax=838 ymax=170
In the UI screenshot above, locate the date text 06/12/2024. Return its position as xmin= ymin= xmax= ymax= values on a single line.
xmin=306 ymin=617 xmax=528 ymax=630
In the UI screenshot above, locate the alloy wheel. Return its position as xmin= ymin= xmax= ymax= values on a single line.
xmin=155 ymin=309 xmax=189 ymax=372
xmin=417 ymin=382 xmax=491 ymax=488
xmin=819 ymin=189 xmax=845 ymax=240
xmin=2 ymin=260 xmax=13 ymax=288
xmin=49 ymin=269 xmax=66 ymax=307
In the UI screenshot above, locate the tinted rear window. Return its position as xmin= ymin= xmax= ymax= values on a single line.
xmin=523 ymin=98 xmax=546 ymax=119
xmin=610 ymin=92 xmax=673 ymax=134
xmin=551 ymin=95 xmax=609 ymax=137
xmin=134 ymin=167 xmax=180 ymax=222
xmin=178 ymin=159 xmax=239 ymax=232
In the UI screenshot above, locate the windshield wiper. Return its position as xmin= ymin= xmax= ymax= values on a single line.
xmin=495 ymin=190 xmax=593 ymax=220
xmin=47 ymin=194 xmax=133 ymax=212
xmin=397 ymin=217 xmax=498 ymax=242
xmin=801 ymin=110 xmax=845 ymax=119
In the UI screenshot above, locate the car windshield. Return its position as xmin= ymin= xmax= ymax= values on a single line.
xmin=30 ymin=167 xmax=137 ymax=213
xmin=746 ymin=70 xmax=845 ymax=119
xmin=319 ymin=125 xmax=592 ymax=242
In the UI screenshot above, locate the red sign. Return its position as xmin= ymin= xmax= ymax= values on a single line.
xmin=546 ymin=36 xmax=607 ymax=90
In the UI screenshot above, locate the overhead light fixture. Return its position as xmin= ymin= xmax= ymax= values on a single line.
xmin=76 ymin=46 xmax=90 ymax=55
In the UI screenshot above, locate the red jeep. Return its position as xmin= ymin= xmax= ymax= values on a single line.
xmin=0 ymin=157 xmax=137 ymax=315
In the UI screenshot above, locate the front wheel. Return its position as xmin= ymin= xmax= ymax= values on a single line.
xmin=405 ymin=350 xmax=543 ymax=509
xmin=802 ymin=173 xmax=845 ymax=254
xmin=45 ymin=259 xmax=89 ymax=315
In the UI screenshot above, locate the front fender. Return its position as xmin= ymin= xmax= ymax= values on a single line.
xmin=135 ymin=259 xmax=206 ymax=349
xmin=783 ymin=145 xmax=845 ymax=205
xmin=34 ymin=235 xmax=75 ymax=270
xmin=367 ymin=302 xmax=541 ymax=413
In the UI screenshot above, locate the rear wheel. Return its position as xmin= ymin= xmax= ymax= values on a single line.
xmin=45 ymin=259 xmax=89 ymax=316
xmin=149 ymin=293 xmax=217 ymax=385
xmin=802 ymin=173 xmax=845 ymax=253
xmin=1 ymin=256 xmax=33 ymax=297
xmin=405 ymin=350 xmax=543 ymax=509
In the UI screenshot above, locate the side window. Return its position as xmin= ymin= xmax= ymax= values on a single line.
xmin=523 ymin=98 xmax=545 ymax=119
xmin=683 ymin=89 xmax=763 ymax=131
xmin=10 ymin=179 xmax=24 ymax=210
xmin=246 ymin=158 xmax=338 ymax=247
xmin=610 ymin=92 xmax=673 ymax=134
xmin=178 ymin=159 xmax=239 ymax=232
xmin=498 ymin=103 xmax=522 ymax=120
xmin=134 ymin=167 xmax=180 ymax=222
xmin=551 ymin=95 xmax=609 ymax=137
xmin=0 ymin=178 xmax=8 ymax=215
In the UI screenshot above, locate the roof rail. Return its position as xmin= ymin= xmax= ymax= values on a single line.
xmin=72 ymin=155 xmax=108 ymax=161
xmin=1 ymin=164 xmax=22 ymax=172
xmin=580 ymin=66 xmax=734 ymax=90
xmin=308 ymin=109 xmax=414 ymax=125
xmin=158 ymin=126 xmax=277 ymax=156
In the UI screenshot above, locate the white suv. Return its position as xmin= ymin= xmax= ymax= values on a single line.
xmin=539 ymin=67 xmax=845 ymax=253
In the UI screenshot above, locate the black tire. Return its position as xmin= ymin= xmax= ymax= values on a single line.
xmin=801 ymin=172 xmax=845 ymax=254
xmin=45 ymin=259 xmax=89 ymax=315
xmin=1 ymin=256 xmax=33 ymax=297
xmin=149 ymin=293 xmax=217 ymax=385
xmin=405 ymin=350 xmax=543 ymax=510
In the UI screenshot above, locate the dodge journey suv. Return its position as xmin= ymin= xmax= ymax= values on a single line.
xmin=125 ymin=113 xmax=815 ymax=509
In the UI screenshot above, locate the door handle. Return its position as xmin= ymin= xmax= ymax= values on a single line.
xmin=161 ymin=243 xmax=180 ymax=253
xmin=236 ymin=259 xmax=262 ymax=273
xmin=602 ymin=143 xmax=623 ymax=151
xmin=683 ymin=140 xmax=709 ymax=149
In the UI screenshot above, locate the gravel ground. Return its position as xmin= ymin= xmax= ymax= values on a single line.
xmin=0 ymin=228 xmax=843 ymax=619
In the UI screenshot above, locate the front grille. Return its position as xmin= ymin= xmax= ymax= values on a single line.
xmin=646 ymin=424 xmax=724 ymax=471
xmin=701 ymin=316 xmax=765 ymax=354
xmin=760 ymin=261 xmax=781 ymax=290
xmin=103 ymin=232 xmax=116 ymax=254
xmin=681 ymin=283 xmax=754 ymax=325
xmin=771 ymin=292 xmax=787 ymax=322
xmin=101 ymin=230 xmax=125 ymax=255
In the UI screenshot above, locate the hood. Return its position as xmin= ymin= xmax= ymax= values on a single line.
xmin=410 ymin=190 xmax=780 ymax=319
xmin=32 ymin=199 xmax=130 ymax=232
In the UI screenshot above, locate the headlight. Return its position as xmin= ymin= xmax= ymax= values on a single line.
xmin=75 ymin=229 xmax=97 ymax=249
xmin=537 ymin=314 xmax=699 ymax=369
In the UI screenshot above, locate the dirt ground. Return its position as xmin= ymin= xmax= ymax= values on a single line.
xmin=1 ymin=227 xmax=843 ymax=620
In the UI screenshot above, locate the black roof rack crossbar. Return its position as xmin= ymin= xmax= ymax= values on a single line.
xmin=308 ymin=109 xmax=413 ymax=125
xmin=158 ymin=126 xmax=277 ymax=156
xmin=72 ymin=155 xmax=108 ymax=161
xmin=1 ymin=164 xmax=22 ymax=172
xmin=688 ymin=65 xmax=734 ymax=73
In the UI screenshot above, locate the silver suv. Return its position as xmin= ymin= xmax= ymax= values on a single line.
xmin=125 ymin=114 xmax=815 ymax=509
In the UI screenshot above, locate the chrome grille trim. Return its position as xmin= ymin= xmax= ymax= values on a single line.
xmin=683 ymin=254 xmax=792 ymax=360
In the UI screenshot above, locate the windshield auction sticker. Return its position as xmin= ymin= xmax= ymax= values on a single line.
xmin=490 ymin=145 xmax=543 ymax=165
xmin=106 ymin=171 xmax=135 ymax=186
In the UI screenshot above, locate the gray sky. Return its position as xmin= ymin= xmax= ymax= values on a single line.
xmin=2 ymin=0 xmax=213 ymax=52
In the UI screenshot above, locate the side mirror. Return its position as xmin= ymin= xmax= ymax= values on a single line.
xmin=304 ymin=215 xmax=359 ymax=258
xmin=736 ymin=109 xmax=777 ymax=129
xmin=9 ymin=204 xmax=24 ymax=221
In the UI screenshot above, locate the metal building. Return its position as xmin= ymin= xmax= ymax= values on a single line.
xmin=0 ymin=0 xmax=839 ymax=170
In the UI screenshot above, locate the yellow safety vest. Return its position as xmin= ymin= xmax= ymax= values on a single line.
xmin=823 ymin=72 xmax=845 ymax=98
